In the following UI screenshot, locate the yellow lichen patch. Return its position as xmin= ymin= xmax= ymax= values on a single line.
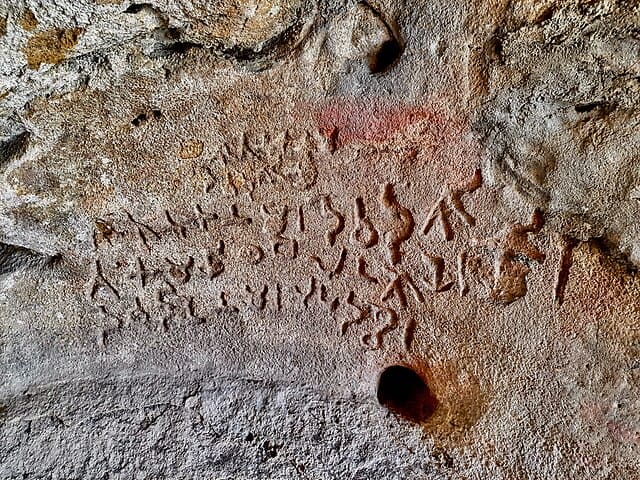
xmin=179 ymin=140 xmax=204 ymax=159
xmin=25 ymin=28 xmax=84 ymax=70
xmin=0 ymin=16 xmax=7 ymax=37
xmin=20 ymin=9 xmax=39 ymax=32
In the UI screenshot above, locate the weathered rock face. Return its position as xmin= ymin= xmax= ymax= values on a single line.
xmin=0 ymin=1 xmax=638 ymax=478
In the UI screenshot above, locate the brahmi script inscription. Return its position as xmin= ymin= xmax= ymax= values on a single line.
xmin=88 ymin=131 xmax=551 ymax=351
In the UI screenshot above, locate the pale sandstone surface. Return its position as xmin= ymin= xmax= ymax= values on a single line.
xmin=0 ymin=1 xmax=639 ymax=478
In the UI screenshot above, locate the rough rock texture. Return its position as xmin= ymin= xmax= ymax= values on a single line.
xmin=0 ymin=0 xmax=639 ymax=478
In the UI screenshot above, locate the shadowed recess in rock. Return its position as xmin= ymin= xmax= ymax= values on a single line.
xmin=0 ymin=131 xmax=30 ymax=170
xmin=377 ymin=365 xmax=437 ymax=422
xmin=0 ymin=242 xmax=59 ymax=275
xmin=369 ymin=37 xmax=403 ymax=73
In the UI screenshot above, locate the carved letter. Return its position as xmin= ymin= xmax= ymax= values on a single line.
xmin=351 ymin=197 xmax=379 ymax=248
xmin=381 ymin=184 xmax=414 ymax=265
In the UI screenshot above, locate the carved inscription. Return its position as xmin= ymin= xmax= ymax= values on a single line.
xmin=381 ymin=183 xmax=414 ymax=265
xmin=207 ymin=130 xmax=321 ymax=198
xmin=484 ymin=209 xmax=545 ymax=304
xmin=89 ymin=164 xmax=547 ymax=351
xmin=423 ymin=169 xmax=482 ymax=241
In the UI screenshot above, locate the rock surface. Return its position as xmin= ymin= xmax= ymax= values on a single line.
xmin=0 ymin=0 xmax=639 ymax=478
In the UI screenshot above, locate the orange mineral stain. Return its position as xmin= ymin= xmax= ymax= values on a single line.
xmin=25 ymin=28 xmax=84 ymax=70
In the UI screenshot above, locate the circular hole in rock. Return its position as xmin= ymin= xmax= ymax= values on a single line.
xmin=369 ymin=38 xmax=403 ymax=74
xmin=377 ymin=365 xmax=437 ymax=422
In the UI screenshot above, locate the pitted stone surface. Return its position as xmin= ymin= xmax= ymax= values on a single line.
xmin=0 ymin=1 xmax=639 ymax=478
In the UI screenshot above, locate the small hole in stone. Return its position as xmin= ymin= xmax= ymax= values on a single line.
xmin=152 ymin=109 xmax=162 ymax=119
xmin=124 ymin=3 xmax=152 ymax=14
xmin=131 ymin=113 xmax=147 ymax=126
xmin=262 ymin=441 xmax=280 ymax=458
xmin=369 ymin=38 xmax=403 ymax=74
xmin=377 ymin=365 xmax=436 ymax=422
xmin=166 ymin=41 xmax=202 ymax=55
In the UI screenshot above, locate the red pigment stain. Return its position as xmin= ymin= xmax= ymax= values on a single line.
xmin=582 ymin=401 xmax=640 ymax=446
xmin=607 ymin=420 xmax=640 ymax=446
xmin=313 ymin=97 xmax=481 ymax=188
xmin=316 ymin=97 xmax=436 ymax=150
